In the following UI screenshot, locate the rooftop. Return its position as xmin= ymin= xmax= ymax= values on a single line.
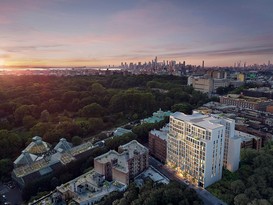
xmin=69 ymin=141 xmax=94 ymax=157
xmin=247 ymin=87 xmax=273 ymax=93
xmin=54 ymin=138 xmax=73 ymax=152
xmin=13 ymin=138 xmax=96 ymax=178
xmin=95 ymin=150 xmax=128 ymax=173
xmin=235 ymin=130 xmax=259 ymax=141
xmin=223 ymin=94 xmax=271 ymax=103
xmin=142 ymin=109 xmax=172 ymax=124
xmin=119 ymin=140 xmax=148 ymax=157
xmin=57 ymin=169 xmax=127 ymax=204
xmin=95 ymin=140 xmax=148 ymax=173
xmin=113 ymin=127 xmax=132 ymax=137
xmin=135 ymin=166 xmax=169 ymax=185
xmin=150 ymin=125 xmax=169 ymax=141
xmin=24 ymin=136 xmax=50 ymax=155
xmin=171 ymin=112 xmax=224 ymax=130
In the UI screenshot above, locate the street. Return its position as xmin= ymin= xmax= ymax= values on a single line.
xmin=0 ymin=182 xmax=22 ymax=205
xmin=149 ymin=156 xmax=227 ymax=205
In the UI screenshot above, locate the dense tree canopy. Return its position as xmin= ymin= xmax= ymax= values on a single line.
xmin=208 ymin=145 xmax=273 ymax=205
xmin=98 ymin=180 xmax=203 ymax=205
xmin=0 ymin=74 xmax=210 ymax=185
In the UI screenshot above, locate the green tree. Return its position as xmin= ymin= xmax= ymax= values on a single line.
xmin=22 ymin=115 xmax=36 ymax=129
xmin=0 ymin=158 xmax=13 ymax=181
xmin=14 ymin=105 xmax=32 ymax=124
xmin=91 ymin=83 xmax=107 ymax=95
xmin=231 ymin=180 xmax=246 ymax=194
xmin=234 ymin=194 xmax=250 ymax=205
xmin=31 ymin=122 xmax=53 ymax=137
xmin=171 ymin=103 xmax=193 ymax=114
xmin=80 ymin=103 xmax=105 ymax=117
xmin=71 ymin=136 xmax=83 ymax=146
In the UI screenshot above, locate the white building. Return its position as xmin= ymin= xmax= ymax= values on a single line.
xmin=56 ymin=170 xmax=127 ymax=205
xmin=167 ymin=112 xmax=240 ymax=188
xmin=212 ymin=114 xmax=241 ymax=172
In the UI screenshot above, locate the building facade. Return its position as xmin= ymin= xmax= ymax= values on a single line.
xmin=236 ymin=131 xmax=262 ymax=151
xmin=94 ymin=140 xmax=149 ymax=185
xmin=220 ymin=95 xmax=273 ymax=111
xmin=148 ymin=125 xmax=168 ymax=163
xmin=212 ymin=115 xmax=241 ymax=172
xmin=167 ymin=112 xmax=240 ymax=188
xmin=188 ymin=77 xmax=214 ymax=95
xmin=12 ymin=137 xmax=96 ymax=188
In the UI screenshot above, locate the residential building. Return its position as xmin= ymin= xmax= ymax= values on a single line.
xmin=212 ymin=115 xmax=241 ymax=172
xmin=149 ymin=124 xmax=168 ymax=163
xmin=236 ymin=131 xmax=262 ymax=151
xmin=243 ymin=87 xmax=273 ymax=99
xmin=32 ymin=140 xmax=150 ymax=205
xmin=266 ymin=105 xmax=273 ymax=113
xmin=220 ymin=94 xmax=273 ymax=111
xmin=55 ymin=170 xmax=127 ymax=205
xmin=167 ymin=112 xmax=240 ymax=188
xmin=94 ymin=140 xmax=149 ymax=185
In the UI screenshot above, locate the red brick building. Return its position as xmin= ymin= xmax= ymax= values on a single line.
xmin=148 ymin=126 xmax=168 ymax=163
xmin=220 ymin=95 xmax=273 ymax=111
xmin=94 ymin=140 xmax=149 ymax=185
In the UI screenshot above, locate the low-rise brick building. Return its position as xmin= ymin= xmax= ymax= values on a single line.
xmin=220 ymin=94 xmax=273 ymax=111
xmin=94 ymin=140 xmax=148 ymax=185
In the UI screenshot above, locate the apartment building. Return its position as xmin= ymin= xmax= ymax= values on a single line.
xmin=212 ymin=115 xmax=241 ymax=172
xmin=94 ymin=140 xmax=149 ymax=185
xmin=149 ymin=124 xmax=169 ymax=163
xmin=167 ymin=112 xmax=240 ymax=188
xmin=220 ymin=95 xmax=273 ymax=111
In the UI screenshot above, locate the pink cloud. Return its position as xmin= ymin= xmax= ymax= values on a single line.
xmin=0 ymin=0 xmax=49 ymax=25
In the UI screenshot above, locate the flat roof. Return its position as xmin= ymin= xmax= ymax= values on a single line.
xmin=171 ymin=112 xmax=224 ymax=130
xmin=57 ymin=169 xmax=127 ymax=204
xmin=150 ymin=129 xmax=167 ymax=140
xmin=95 ymin=140 xmax=148 ymax=173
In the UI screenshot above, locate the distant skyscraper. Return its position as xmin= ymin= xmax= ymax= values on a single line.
xmin=154 ymin=56 xmax=158 ymax=70
xmin=268 ymin=60 xmax=271 ymax=66
xmin=202 ymin=60 xmax=204 ymax=68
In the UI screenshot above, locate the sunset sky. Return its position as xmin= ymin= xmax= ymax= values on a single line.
xmin=1 ymin=0 xmax=273 ymax=67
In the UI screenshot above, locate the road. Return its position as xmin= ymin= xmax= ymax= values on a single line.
xmin=0 ymin=182 xmax=22 ymax=205
xmin=149 ymin=156 xmax=227 ymax=205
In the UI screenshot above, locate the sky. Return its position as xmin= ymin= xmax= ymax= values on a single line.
xmin=0 ymin=0 xmax=273 ymax=67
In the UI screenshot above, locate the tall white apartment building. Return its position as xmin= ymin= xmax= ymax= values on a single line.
xmin=212 ymin=114 xmax=241 ymax=172
xmin=167 ymin=112 xmax=240 ymax=188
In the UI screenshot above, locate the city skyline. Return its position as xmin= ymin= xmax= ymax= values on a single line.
xmin=1 ymin=0 xmax=273 ymax=68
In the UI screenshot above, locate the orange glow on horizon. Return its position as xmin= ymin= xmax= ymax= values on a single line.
xmin=3 ymin=59 xmax=115 ymax=68
xmin=0 ymin=59 xmax=5 ymax=66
